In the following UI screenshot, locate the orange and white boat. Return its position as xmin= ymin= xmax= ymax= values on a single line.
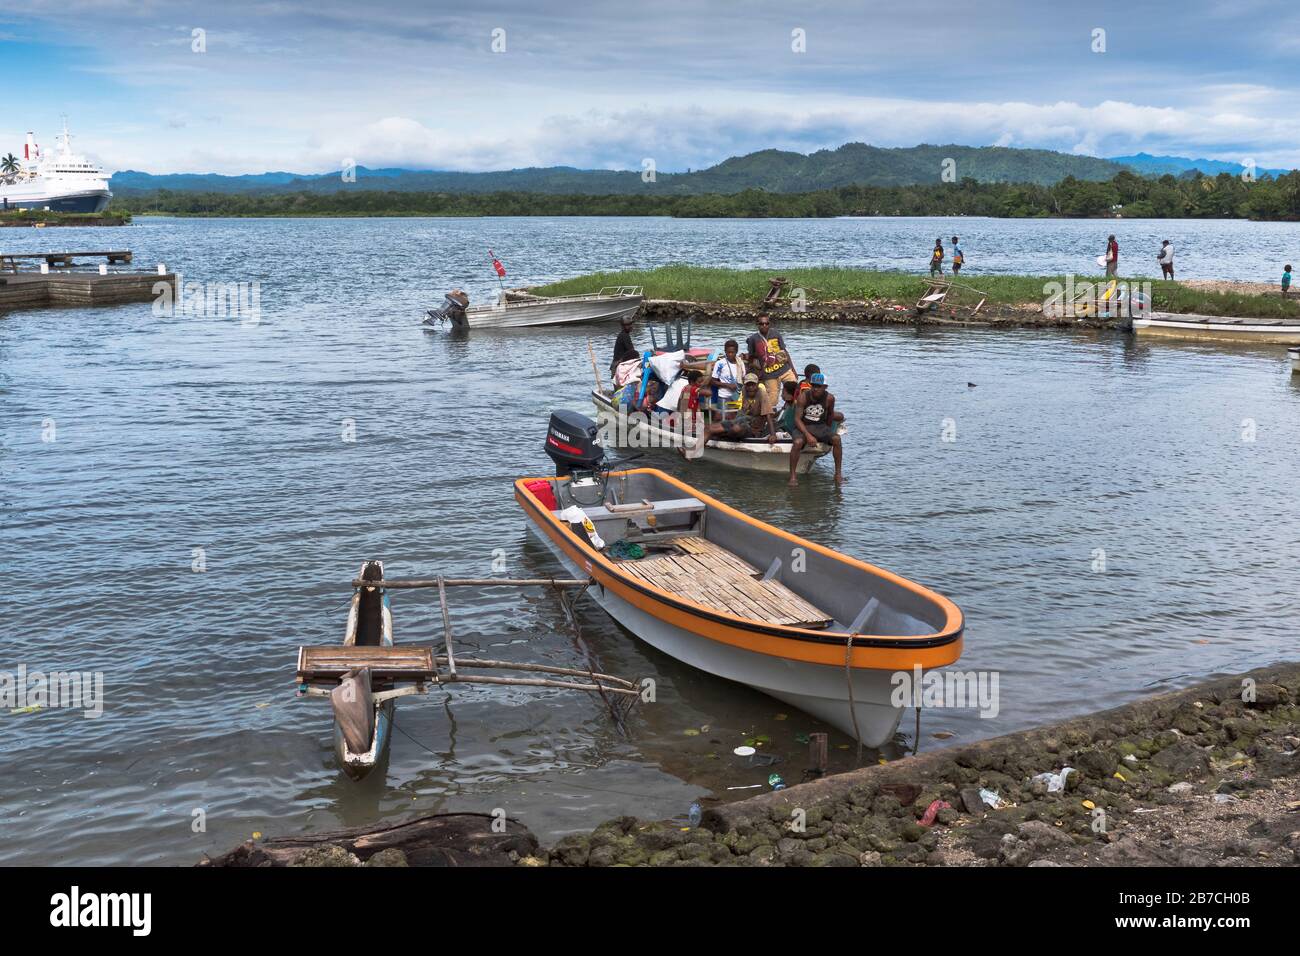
xmin=516 ymin=412 xmax=964 ymax=745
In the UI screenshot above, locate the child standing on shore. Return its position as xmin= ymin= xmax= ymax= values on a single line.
xmin=929 ymin=239 xmax=944 ymax=277
xmin=951 ymin=236 xmax=964 ymax=275
xmin=1283 ymin=265 xmax=1292 ymax=298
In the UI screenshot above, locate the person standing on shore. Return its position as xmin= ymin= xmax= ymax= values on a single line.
xmin=1283 ymin=265 xmax=1292 ymax=298
xmin=951 ymin=236 xmax=964 ymax=275
xmin=929 ymin=238 xmax=945 ymax=277
xmin=1157 ymin=240 xmax=1174 ymax=280
xmin=744 ymin=315 xmax=796 ymax=407
xmin=1104 ymin=235 xmax=1119 ymax=277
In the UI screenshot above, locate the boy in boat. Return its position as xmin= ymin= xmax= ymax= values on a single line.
xmin=776 ymin=379 xmax=799 ymax=435
xmin=744 ymin=315 xmax=797 ymax=407
xmin=929 ymin=239 xmax=945 ymax=277
xmin=710 ymin=339 xmax=745 ymax=414
xmin=704 ymin=373 xmax=776 ymax=444
xmin=788 ymin=373 xmax=844 ymax=487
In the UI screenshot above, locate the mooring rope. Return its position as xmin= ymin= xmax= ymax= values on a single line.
xmin=844 ymin=633 xmax=863 ymax=765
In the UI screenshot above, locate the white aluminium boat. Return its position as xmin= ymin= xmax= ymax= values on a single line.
xmin=1290 ymin=347 xmax=1300 ymax=374
xmin=520 ymin=417 xmax=963 ymax=745
xmin=590 ymin=387 xmax=843 ymax=474
xmin=426 ymin=286 xmax=643 ymax=330
xmin=1132 ymin=311 xmax=1300 ymax=344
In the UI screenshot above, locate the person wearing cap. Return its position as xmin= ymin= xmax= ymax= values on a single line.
xmin=610 ymin=314 xmax=639 ymax=375
xmin=704 ymin=372 xmax=775 ymax=443
xmin=788 ymin=372 xmax=843 ymax=486
xmin=744 ymin=315 xmax=796 ymax=407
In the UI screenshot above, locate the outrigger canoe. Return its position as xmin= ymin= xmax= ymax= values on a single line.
xmin=590 ymin=386 xmax=844 ymax=475
xmin=329 ymin=561 xmax=395 ymax=780
xmin=520 ymin=419 xmax=963 ymax=744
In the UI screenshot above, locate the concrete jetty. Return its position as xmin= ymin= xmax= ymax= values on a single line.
xmin=0 ymin=250 xmax=173 ymax=314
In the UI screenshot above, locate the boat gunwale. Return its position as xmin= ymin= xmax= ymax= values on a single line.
xmin=515 ymin=468 xmax=963 ymax=656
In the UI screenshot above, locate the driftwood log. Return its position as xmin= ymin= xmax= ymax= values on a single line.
xmin=199 ymin=812 xmax=538 ymax=867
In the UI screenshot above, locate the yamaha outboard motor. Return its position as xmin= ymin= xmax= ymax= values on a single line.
xmin=544 ymin=410 xmax=605 ymax=477
xmin=424 ymin=290 xmax=470 ymax=327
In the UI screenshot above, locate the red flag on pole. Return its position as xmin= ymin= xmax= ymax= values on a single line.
xmin=489 ymin=249 xmax=507 ymax=278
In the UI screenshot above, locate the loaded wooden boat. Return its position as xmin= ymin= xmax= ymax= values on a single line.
xmin=590 ymin=386 xmax=844 ymax=475
xmin=424 ymin=286 xmax=643 ymax=330
xmin=520 ymin=412 xmax=963 ymax=745
xmin=1132 ymin=311 xmax=1300 ymax=344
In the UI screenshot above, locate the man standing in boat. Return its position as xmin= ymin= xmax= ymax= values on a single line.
xmin=744 ymin=315 xmax=796 ymax=407
xmin=610 ymin=314 xmax=639 ymax=376
xmin=788 ymin=373 xmax=843 ymax=487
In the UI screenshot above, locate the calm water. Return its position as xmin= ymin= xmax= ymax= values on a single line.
xmin=2 ymin=216 xmax=1299 ymax=865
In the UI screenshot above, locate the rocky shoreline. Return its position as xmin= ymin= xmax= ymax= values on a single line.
xmin=641 ymin=297 xmax=1123 ymax=333
xmin=542 ymin=663 xmax=1299 ymax=867
xmin=206 ymin=664 xmax=1298 ymax=867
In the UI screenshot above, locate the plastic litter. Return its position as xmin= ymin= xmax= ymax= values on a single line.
xmin=688 ymin=802 xmax=702 ymax=826
xmin=918 ymin=799 xmax=951 ymax=827
xmin=733 ymin=745 xmax=756 ymax=757
xmin=767 ymin=773 xmax=784 ymax=789
xmin=1030 ymin=767 xmax=1075 ymax=793
xmin=979 ymin=788 xmax=1007 ymax=809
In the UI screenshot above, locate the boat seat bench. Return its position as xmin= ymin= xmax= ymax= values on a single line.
xmin=611 ymin=535 xmax=833 ymax=629
xmin=579 ymin=497 xmax=705 ymax=521
xmin=298 ymin=645 xmax=435 ymax=683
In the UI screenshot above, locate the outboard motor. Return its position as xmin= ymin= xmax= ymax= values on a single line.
xmin=424 ymin=289 xmax=470 ymax=327
xmin=544 ymin=410 xmax=605 ymax=477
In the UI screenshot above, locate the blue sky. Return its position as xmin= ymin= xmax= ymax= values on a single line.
xmin=2 ymin=1 xmax=1296 ymax=175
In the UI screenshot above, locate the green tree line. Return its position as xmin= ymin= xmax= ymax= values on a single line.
xmin=111 ymin=169 xmax=1300 ymax=220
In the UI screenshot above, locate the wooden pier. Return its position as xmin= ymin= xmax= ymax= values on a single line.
xmin=0 ymin=250 xmax=173 ymax=314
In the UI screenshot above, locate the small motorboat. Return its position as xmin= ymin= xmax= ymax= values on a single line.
xmin=590 ymin=386 xmax=842 ymax=474
xmin=1132 ymin=311 xmax=1300 ymax=344
xmin=425 ymin=286 xmax=642 ymax=330
xmin=518 ymin=412 xmax=964 ymax=745
xmin=1289 ymin=347 xmax=1300 ymax=374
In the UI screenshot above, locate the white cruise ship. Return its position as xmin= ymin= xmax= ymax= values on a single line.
xmin=0 ymin=121 xmax=112 ymax=213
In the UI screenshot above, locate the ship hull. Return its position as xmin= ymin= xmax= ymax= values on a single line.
xmin=0 ymin=190 xmax=111 ymax=214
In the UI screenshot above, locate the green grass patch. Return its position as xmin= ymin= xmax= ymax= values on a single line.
xmin=534 ymin=265 xmax=1300 ymax=319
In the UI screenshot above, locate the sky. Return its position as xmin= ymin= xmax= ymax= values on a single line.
xmin=1 ymin=0 xmax=1296 ymax=175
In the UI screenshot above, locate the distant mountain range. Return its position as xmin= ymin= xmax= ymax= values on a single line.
xmin=109 ymin=143 xmax=1295 ymax=196
xmin=1109 ymin=153 xmax=1291 ymax=179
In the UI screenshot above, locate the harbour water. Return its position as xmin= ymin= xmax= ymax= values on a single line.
xmin=3 ymin=216 xmax=1299 ymax=865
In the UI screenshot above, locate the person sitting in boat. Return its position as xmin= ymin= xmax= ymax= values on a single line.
xmin=776 ymin=379 xmax=800 ymax=435
xmin=704 ymin=373 xmax=776 ymax=444
xmin=788 ymin=373 xmax=844 ymax=487
xmin=709 ymin=339 xmax=745 ymax=414
xmin=800 ymin=364 xmax=845 ymax=425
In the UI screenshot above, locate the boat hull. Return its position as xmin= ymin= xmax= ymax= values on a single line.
xmin=516 ymin=469 xmax=963 ymax=745
xmin=333 ymin=572 xmax=395 ymax=781
xmin=1133 ymin=312 xmax=1300 ymax=345
xmin=528 ymin=523 xmax=904 ymax=744
xmin=458 ymin=295 xmax=642 ymax=330
xmin=1290 ymin=347 xmax=1300 ymax=374
xmin=591 ymin=388 xmax=834 ymax=474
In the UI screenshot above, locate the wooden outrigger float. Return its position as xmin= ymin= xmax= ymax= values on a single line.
xmin=296 ymin=560 xmax=637 ymax=781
